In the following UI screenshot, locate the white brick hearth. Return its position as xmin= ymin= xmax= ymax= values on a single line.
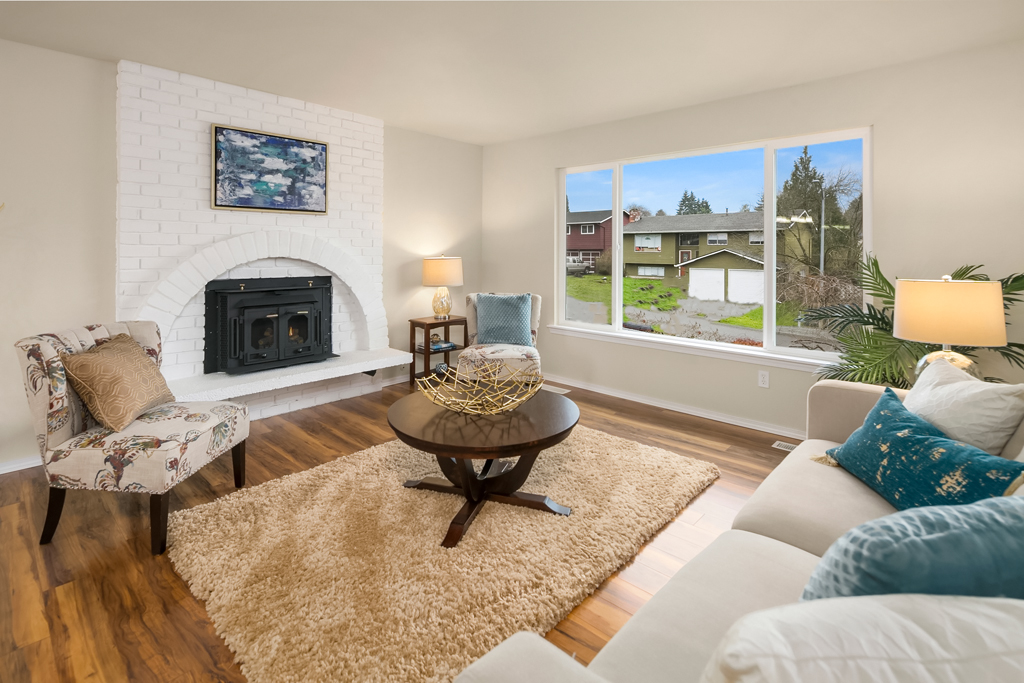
xmin=116 ymin=61 xmax=409 ymax=419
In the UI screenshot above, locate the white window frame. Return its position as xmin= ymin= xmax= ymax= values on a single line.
xmin=633 ymin=234 xmax=662 ymax=252
xmin=637 ymin=266 xmax=665 ymax=277
xmin=580 ymin=224 xmax=595 ymax=235
xmin=567 ymin=225 xmax=571 ymax=235
xmin=749 ymin=231 xmax=765 ymax=245
xmin=552 ymin=127 xmax=871 ymax=372
xmin=707 ymin=233 xmax=727 ymax=246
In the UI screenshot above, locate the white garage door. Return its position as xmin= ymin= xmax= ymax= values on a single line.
xmin=728 ymin=269 xmax=765 ymax=304
xmin=689 ymin=268 xmax=725 ymax=301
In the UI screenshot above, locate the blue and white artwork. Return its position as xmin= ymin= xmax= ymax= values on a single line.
xmin=213 ymin=126 xmax=327 ymax=214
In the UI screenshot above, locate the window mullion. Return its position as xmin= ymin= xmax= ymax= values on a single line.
xmin=612 ymin=163 xmax=623 ymax=332
xmin=763 ymin=145 xmax=777 ymax=351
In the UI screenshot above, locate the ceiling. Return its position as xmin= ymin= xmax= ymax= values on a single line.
xmin=2 ymin=1 xmax=1023 ymax=145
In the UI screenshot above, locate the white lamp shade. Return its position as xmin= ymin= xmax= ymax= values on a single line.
xmin=422 ymin=256 xmax=464 ymax=287
xmin=893 ymin=279 xmax=1006 ymax=347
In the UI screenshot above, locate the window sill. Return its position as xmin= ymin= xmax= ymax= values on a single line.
xmin=546 ymin=324 xmax=834 ymax=373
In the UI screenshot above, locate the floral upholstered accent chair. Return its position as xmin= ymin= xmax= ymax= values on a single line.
xmin=461 ymin=293 xmax=542 ymax=377
xmin=14 ymin=321 xmax=249 ymax=554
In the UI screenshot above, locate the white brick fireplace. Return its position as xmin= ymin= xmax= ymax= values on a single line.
xmin=116 ymin=61 xmax=409 ymax=419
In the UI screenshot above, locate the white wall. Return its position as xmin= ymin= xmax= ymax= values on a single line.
xmin=382 ymin=127 xmax=482 ymax=381
xmin=0 ymin=39 xmax=116 ymax=470
xmin=481 ymin=39 xmax=1024 ymax=435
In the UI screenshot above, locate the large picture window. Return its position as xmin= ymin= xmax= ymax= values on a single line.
xmin=557 ymin=129 xmax=870 ymax=361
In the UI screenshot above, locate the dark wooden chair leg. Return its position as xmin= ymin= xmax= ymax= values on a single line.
xmin=39 ymin=487 xmax=66 ymax=545
xmin=150 ymin=493 xmax=170 ymax=555
xmin=231 ymin=440 xmax=246 ymax=488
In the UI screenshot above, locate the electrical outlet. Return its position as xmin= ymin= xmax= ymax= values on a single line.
xmin=757 ymin=370 xmax=770 ymax=388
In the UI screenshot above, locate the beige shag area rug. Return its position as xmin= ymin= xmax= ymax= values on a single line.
xmin=168 ymin=425 xmax=719 ymax=683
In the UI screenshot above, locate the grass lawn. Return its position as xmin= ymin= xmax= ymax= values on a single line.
xmin=719 ymin=302 xmax=801 ymax=329
xmin=564 ymin=274 xmax=685 ymax=312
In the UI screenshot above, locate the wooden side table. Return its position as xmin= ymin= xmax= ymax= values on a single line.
xmin=409 ymin=315 xmax=468 ymax=385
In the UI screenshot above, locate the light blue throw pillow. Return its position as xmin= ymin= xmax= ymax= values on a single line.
xmin=803 ymin=496 xmax=1024 ymax=601
xmin=476 ymin=293 xmax=533 ymax=347
xmin=827 ymin=388 xmax=1024 ymax=510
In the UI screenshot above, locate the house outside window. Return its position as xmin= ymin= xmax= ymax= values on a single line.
xmin=634 ymin=234 xmax=662 ymax=252
xmin=678 ymin=233 xmax=699 ymax=246
xmin=749 ymin=231 xmax=764 ymax=245
xmin=707 ymin=233 xmax=727 ymax=245
xmin=638 ymin=266 xmax=665 ymax=277
xmin=581 ymin=224 xmax=595 ymax=235
xmin=567 ymin=225 xmax=571 ymax=235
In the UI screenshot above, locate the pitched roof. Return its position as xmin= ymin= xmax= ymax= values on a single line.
xmin=625 ymin=211 xmax=764 ymax=234
xmin=674 ymin=249 xmax=765 ymax=268
xmin=566 ymin=210 xmax=612 ymax=224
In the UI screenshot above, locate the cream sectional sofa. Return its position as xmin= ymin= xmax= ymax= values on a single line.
xmin=455 ymin=379 xmax=1024 ymax=683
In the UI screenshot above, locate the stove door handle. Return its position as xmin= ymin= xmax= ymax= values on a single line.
xmin=230 ymin=317 xmax=242 ymax=359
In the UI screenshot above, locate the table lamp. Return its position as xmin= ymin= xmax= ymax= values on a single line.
xmin=893 ymin=275 xmax=1006 ymax=379
xmin=422 ymin=255 xmax=463 ymax=320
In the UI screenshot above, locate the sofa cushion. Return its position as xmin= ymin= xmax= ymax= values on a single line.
xmin=803 ymin=496 xmax=1024 ymax=601
xmin=455 ymin=632 xmax=611 ymax=683
xmin=699 ymin=594 xmax=1024 ymax=683
xmin=59 ymin=334 xmax=175 ymax=431
xmin=732 ymin=440 xmax=897 ymax=557
xmin=587 ymin=530 xmax=818 ymax=683
xmin=45 ymin=401 xmax=248 ymax=493
xmin=903 ymin=358 xmax=1024 ymax=456
xmin=827 ymin=388 xmax=1024 ymax=510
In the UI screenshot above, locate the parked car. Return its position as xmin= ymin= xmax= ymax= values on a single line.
xmin=566 ymin=256 xmax=591 ymax=276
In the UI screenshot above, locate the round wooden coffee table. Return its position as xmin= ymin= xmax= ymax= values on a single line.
xmin=388 ymin=390 xmax=580 ymax=547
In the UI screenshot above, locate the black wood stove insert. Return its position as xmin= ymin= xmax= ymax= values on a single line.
xmin=204 ymin=276 xmax=334 ymax=375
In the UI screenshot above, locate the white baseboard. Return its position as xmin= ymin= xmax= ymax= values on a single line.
xmin=543 ymin=373 xmax=806 ymax=440
xmin=0 ymin=456 xmax=41 ymax=476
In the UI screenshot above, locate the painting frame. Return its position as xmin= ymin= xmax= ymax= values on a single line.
xmin=210 ymin=125 xmax=329 ymax=215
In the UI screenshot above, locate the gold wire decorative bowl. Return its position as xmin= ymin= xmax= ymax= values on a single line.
xmin=415 ymin=360 xmax=544 ymax=415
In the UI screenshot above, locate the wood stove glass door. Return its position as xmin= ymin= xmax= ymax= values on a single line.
xmin=282 ymin=308 xmax=315 ymax=359
xmin=243 ymin=307 xmax=281 ymax=365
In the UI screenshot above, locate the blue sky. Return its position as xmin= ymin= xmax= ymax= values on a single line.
xmin=566 ymin=138 xmax=862 ymax=214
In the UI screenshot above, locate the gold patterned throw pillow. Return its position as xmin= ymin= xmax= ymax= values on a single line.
xmin=60 ymin=334 xmax=175 ymax=431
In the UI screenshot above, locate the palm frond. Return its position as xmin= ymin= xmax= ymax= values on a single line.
xmin=949 ymin=264 xmax=988 ymax=281
xmin=815 ymin=326 xmax=929 ymax=389
xmin=1000 ymin=273 xmax=1024 ymax=310
xmin=858 ymin=255 xmax=894 ymax=306
xmin=799 ymin=303 xmax=892 ymax=335
xmin=993 ymin=341 xmax=1024 ymax=370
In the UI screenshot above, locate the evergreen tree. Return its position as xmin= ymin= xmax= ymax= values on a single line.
xmin=676 ymin=190 xmax=712 ymax=215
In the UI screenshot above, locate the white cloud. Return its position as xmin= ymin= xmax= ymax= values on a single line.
xmin=261 ymin=157 xmax=295 ymax=171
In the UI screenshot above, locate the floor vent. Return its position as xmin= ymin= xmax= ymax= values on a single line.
xmin=771 ymin=441 xmax=797 ymax=452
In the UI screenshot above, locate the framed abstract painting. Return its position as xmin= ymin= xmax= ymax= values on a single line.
xmin=211 ymin=125 xmax=328 ymax=214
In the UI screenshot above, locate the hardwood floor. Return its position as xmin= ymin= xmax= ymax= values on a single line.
xmin=0 ymin=381 xmax=790 ymax=681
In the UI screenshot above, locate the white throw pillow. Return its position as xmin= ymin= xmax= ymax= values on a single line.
xmin=699 ymin=594 xmax=1024 ymax=683
xmin=903 ymin=359 xmax=1024 ymax=456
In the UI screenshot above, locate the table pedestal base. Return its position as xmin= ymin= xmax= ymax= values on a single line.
xmin=403 ymin=452 xmax=571 ymax=547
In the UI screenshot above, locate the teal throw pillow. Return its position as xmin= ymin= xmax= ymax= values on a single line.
xmin=803 ymin=496 xmax=1024 ymax=601
xmin=827 ymin=388 xmax=1024 ymax=510
xmin=476 ymin=294 xmax=533 ymax=347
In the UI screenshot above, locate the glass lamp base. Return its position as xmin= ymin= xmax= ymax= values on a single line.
xmin=431 ymin=286 xmax=452 ymax=320
xmin=914 ymin=349 xmax=980 ymax=381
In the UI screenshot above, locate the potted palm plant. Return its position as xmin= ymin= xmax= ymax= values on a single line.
xmin=799 ymin=256 xmax=1024 ymax=388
